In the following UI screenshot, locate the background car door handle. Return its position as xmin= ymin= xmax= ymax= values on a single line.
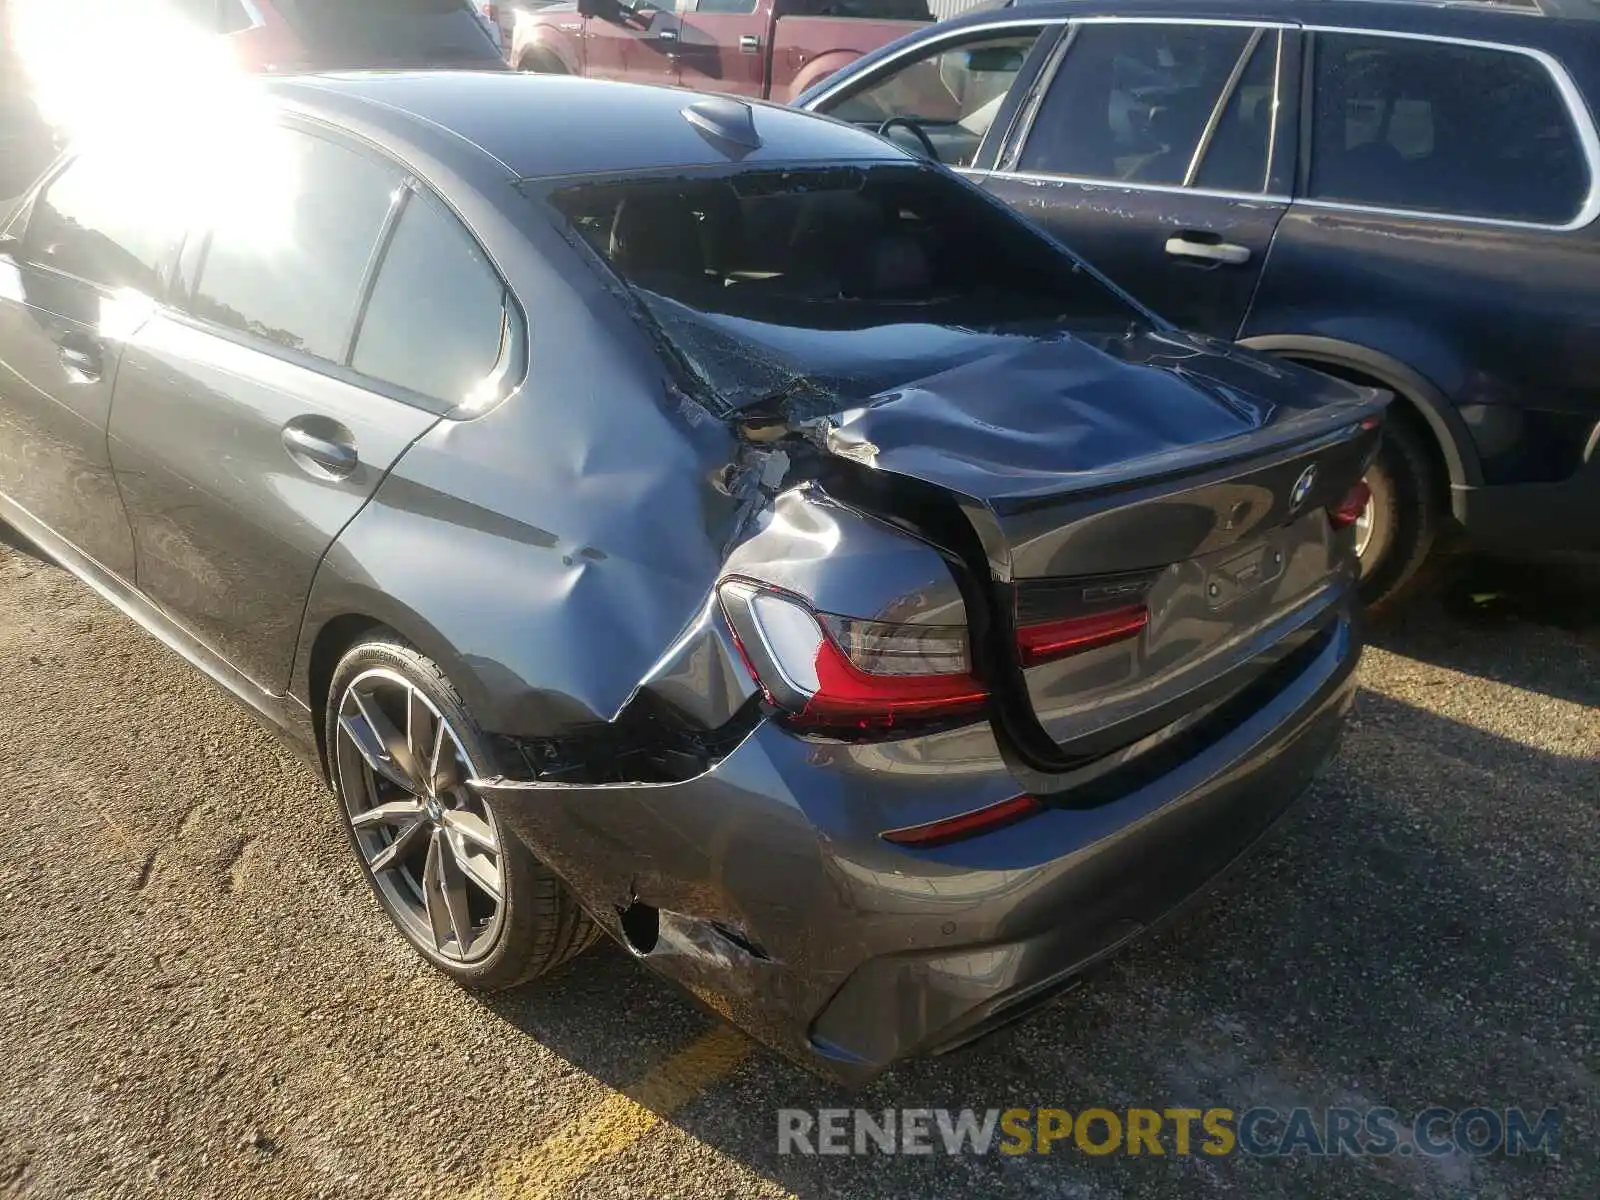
xmin=282 ymin=419 xmax=359 ymax=480
xmin=56 ymin=334 xmax=103 ymax=382
xmin=739 ymin=34 xmax=760 ymax=53
xmin=1165 ymin=236 xmax=1251 ymax=266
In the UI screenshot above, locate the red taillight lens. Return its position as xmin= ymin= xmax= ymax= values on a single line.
xmin=882 ymin=794 xmax=1044 ymax=847
xmin=1016 ymin=604 xmax=1149 ymax=668
xmin=1329 ymin=478 xmax=1373 ymax=530
xmin=718 ymin=581 xmax=989 ymax=734
xmin=806 ymin=632 xmax=988 ymax=728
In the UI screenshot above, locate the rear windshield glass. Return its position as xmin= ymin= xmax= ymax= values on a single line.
xmin=541 ymin=163 xmax=1145 ymax=415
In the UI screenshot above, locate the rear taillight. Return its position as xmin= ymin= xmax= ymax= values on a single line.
xmin=1016 ymin=604 xmax=1149 ymax=668
xmin=1329 ymin=478 xmax=1372 ymax=530
xmin=718 ymin=580 xmax=988 ymax=735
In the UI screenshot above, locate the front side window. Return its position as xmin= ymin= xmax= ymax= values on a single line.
xmin=825 ymin=29 xmax=1049 ymax=168
xmin=1307 ymin=33 xmax=1589 ymax=224
xmin=1018 ymin=22 xmax=1263 ymax=187
xmin=544 ymin=163 xmax=1143 ymax=414
xmin=352 ymin=189 xmax=513 ymax=408
xmin=190 ymin=131 xmax=400 ymax=361
xmin=23 ymin=151 xmax=183 ymax=293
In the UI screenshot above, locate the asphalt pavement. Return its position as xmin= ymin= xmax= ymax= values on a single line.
xmin=0 ymin=533 xmax=1595 ymax=1200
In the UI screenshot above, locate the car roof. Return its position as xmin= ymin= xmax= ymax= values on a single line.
xmin=946 ymin=0 xmax=1600 ymax=37
xmin=267 ymin=72 xmax=912 ymax=180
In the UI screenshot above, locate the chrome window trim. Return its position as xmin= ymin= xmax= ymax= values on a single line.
xmin=1184 ymin=25 xmax=1266 ymax=186
xmin=798 ymin=17 xmax=1069 ymax=111
xmin=1070 ymin=15 xmax=1297 ymax=30
xmin=1298 ymin=26 xmax=1600 ymax=232
xmin=962 ymin=166 xmax=1292 ymax=205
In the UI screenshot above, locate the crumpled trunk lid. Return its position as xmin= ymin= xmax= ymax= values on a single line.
xmin=811 ymin=329 xmax=1385 ymax=766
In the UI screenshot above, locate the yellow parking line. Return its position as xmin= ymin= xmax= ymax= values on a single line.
xmin=472 ymin=1024 xmax=753 ymax=1199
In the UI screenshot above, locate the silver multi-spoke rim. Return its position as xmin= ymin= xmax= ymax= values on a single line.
xmin=1353 ymin=467 xmax=1389 ymax=564
xmin=1353 ymin=494 xmax=1377 ymax=559
xmin=335 ymin=669 xmax=505 ymax=964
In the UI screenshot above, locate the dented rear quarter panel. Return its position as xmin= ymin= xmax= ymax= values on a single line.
xmin=291 ymin=165 xmax=750 ymax=739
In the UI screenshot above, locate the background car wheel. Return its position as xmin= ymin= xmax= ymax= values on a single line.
xmin=326 ymin=637 xmax=597 ymax=991
xmin=517 ymin=51 xmax=566 ymax=74
xmin=1355 ymin=413 xmax=1439 ymax=611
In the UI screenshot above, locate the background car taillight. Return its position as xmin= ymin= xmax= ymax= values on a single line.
xmin=718 ymin=580 xmax=987 ymax=734
xmin=1329 ymin=478 xmax=1373 ymax=530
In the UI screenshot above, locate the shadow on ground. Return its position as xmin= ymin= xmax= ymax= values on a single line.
xmin=1368 ymin=551 xmax=1600 ymax=708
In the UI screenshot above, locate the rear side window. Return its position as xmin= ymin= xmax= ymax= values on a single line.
xmin=779 ymin=0 xmax=932 ymax=18
xmin=1019 ymin=23 xmax=1260 ymax=187
xmin=1194 ymin=32 xmax=1278 ymax=193
xmin=1307 ymin=33 xmax=1590 ymax=224
xmin=190 ymin=131 xmax=400 ymax=362
xmin=23 ymin=151 xmax=182 ymax=293
xmin=352 ymin=189 xmax=512 ymax=408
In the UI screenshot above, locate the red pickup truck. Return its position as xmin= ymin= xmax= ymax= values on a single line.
xmin=509 ymin=0 xmax=932 ymax=103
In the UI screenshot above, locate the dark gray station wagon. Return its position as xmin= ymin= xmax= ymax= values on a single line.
xmin=0 ymin=72 xmax=1381 ymax=1079
xmin=803 ymin=0 xmax=1600 ymax=604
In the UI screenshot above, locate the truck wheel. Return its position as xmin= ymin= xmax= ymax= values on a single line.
xmin=518 ymin=51 xmax=566 ymax=74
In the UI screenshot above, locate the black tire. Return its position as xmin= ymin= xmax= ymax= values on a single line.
xmin=326 ymin=636 xmax=598 ymax=991
xmin=517 ymin=51 xmax=565 ymax=74
xmin=1356 ymin=411 xmax=1440 ymax=610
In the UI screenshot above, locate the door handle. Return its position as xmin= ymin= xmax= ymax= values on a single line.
xmin=57 ymin=333 xmax=103 ymax=382
xmin=655 ymin=27 xmax=677 ymax=40
xmin=739 ymin=33 xmax=760 ymax=53
xmin=1164 ymin=235 xmax=1251 ymax=266
xmin=282 ymin=419 xmax=359 ymax=480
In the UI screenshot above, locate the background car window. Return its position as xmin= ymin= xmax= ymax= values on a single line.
xmin=1018 ymin=23 xmax=1255 ymax=185
xmin=218 ymin=0 xmax=258 ymax=33
xmin=352 ymin=189 xmax=510 ymax=408
xmin=694 ymin=0 xmax=759 ymax=13
xmin=190 ymin=132 xmax=399 ymax=361
xmin=1194 ymin=32 xmax=1277 ymax=193
xmin=168 ymin=0 xmax=223 ymax=29
xmin=779 ymin=0 xmax=932 ymax=19
xmin=827 ymin=31 xmax=1045 ymax=168
xmin=22 ymin=152 xmax=181 ymax=293
xmin=1308 ymin=33 xmax=1588 ymax=224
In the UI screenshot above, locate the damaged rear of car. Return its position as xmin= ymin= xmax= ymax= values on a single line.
xmin=214 ymin=77 xmax=1389 ymax=1083
xmin=463 ymin=150 xmax=1383 ymax=1077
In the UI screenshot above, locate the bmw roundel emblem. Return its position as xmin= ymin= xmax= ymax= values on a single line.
xmin=1290 ymin=464 xmax=1318 ymax=510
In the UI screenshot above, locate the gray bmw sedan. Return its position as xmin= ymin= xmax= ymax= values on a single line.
xmin=0 ymin=71 xmax=1383 ymax=1081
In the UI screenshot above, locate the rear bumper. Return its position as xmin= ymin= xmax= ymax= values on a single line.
xmin=480 ymin=601 xmax=1359 ymax=1083
xmin=1452 ymin=452 xmax=1600 ymax=552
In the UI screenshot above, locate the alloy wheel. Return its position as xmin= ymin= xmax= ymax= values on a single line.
xmin=1353 ymin=465 xmax=1392 ymax=566
xmin=334 ymin=668 xmax=505 ymax=963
